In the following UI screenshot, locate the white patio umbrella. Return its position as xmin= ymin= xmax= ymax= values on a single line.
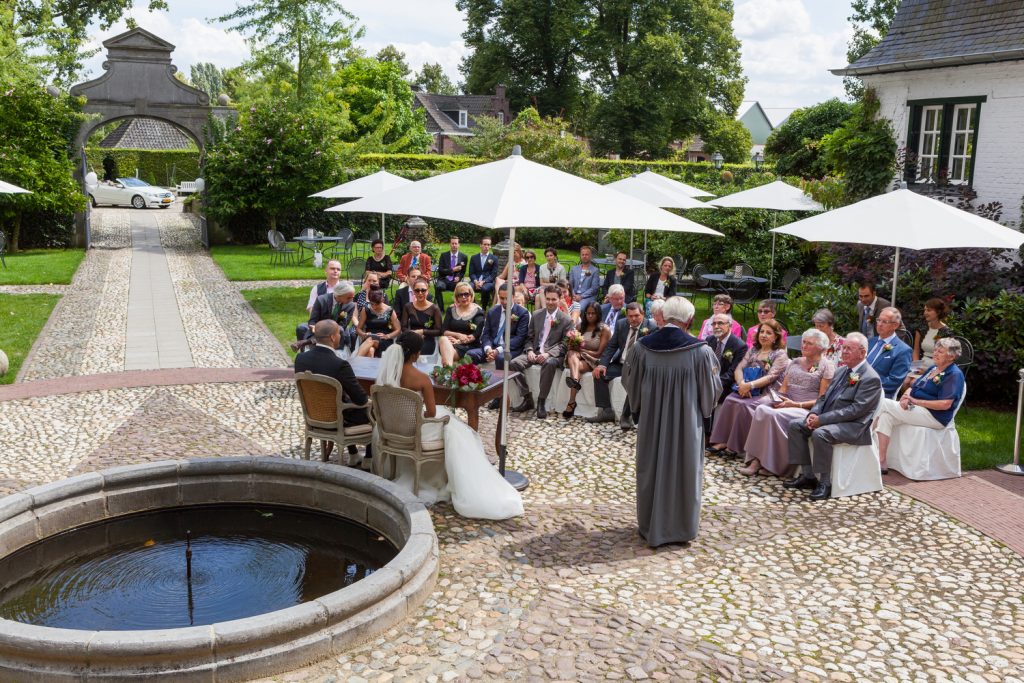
xmin=633 ymin=170 xmax=715 ymax=198
xmin=605 ymin=174 xmax=714 ymax=260
xmin=333 ymin=147 xmax=721 ymax=489
xmin=312 ymin=168 xmax=412 ymax=246
xmin=773 ymin=188 xmax=1024 ymax=307
xmin=709 ymin=180 xmax=824 ymax=291
xmin=0 ymin=180 xmax=31 ymax=194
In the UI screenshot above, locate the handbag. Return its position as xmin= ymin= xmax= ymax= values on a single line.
xmin=732 ymin=366 xmax=765 ymax=396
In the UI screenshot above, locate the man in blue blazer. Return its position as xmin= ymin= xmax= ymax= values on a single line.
xmin=468 ymin=236 xmax=499 ymax=309
xmin=867 ymin=307 xmax=912 ymax=398
xmin=568 ymin=245 xmax=601 ymax=311
xmin=468 ymin=286 xmax=529 ymax=367
xmin=435 ymin=236 xmax=468 ymax=307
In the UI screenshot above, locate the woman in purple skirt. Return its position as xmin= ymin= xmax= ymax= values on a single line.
xmin=708 ymin=319 xmax=789 ymax=456
xmin=741 ymin=329 xmax=835 ymax=476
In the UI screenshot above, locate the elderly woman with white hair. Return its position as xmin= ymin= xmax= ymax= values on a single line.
xmin=741 ymin=328 xmax=836 ymax=476
xmin=875 ymin=337 xmax=966 ymax=474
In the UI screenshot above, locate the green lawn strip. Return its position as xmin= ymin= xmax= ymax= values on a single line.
xmin=0 ymin=249 xmax=86 ymax=286
xmin=242 ymin=287 xmax=308 ymax=362
xmin=957 ymin=406 xmax=1016 ymax=471
xmin=0 ymin=294 xmax=60 ymax=384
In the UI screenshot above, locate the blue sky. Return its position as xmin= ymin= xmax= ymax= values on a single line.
xmin=84 ymin=0 xmax=857 ymax=109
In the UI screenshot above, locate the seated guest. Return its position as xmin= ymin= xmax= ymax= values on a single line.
xmin=643 ymin=257 xmax=677 ymax=315
xmin=396 ymin=240 xmax=432 ymax=281
xmin=538 ymin=247 xmax=567 ymax=290
xmin=297 ymin=259 xmax=342 ymax=341
xmin=363 ymin=240 xmax=393 ymax=290
xmin=354 ymin=287 xmax=400 ymax=357
xmin=295 ymin=281 xmax=356 ymax=353
xmin=697 ymin=293 xmax=744 ymax=341
xmin=812 ymin=308 xmax=845 ymax=365
xmin=704 ymin=312 xmax=747 ymax=405
xmin=400 ymin=277 xmax=443 ymax=355
xmin=588 ymin=302 xmax=653 ymax=428
xmin=512 ymin=290 xmax=529 ymax=311
xmin=868 ymin=307 xmax=912 ymax=399
xmin=354 ymin=271 xmax=388 ymax=313
xmin=601 ymin=251 xmax=636 ymax=303
xmin=496 ymin=242 xmax=526 ymax=294
xmin=293 ymin=319 xmax=370 ymax=463
xmin=599 ymin=284 xmax=627 ymax=328
xmin=913 ymin=297 xmax=953 ymax=363
xmin=856 ymin=280 xmax=890 ymax=338
xmin=563 ymin=301 xmax=611 ymax=419
xmin=708 ymin=319 xmax=789 ymax=456
xmin=568 ymin=245 xmax=601 ymax=311
xmin=469 ymin=285 xmax=529 ymax=368
xmin=435 ymin=236 xmax=468 ymax=307
xmin=876 ymin=338 xmax=965 ymax=474
xmin=468 ymin=236 xmax=499 ymax=309
xmin=438 ymin=282 xmax=486 ymax=366
xmin=394 ymin=267 xmax=431 ymax=312
xmin=517 ymin=250 xmax=543 ymax=302
xmin=741 ymin=329 xmax=835 ymax=477
xmin=650 ymin=298 xmax=666 ymax=328
xmin=509 ymin=285 xmax=573 ymax=419
xmin=745 ymin=300 xmax=788 ymax=347
xmin=557 ymin=279 xmax=580 ymax=323
xmin=785 ymin=332 xmax=882 ymax=501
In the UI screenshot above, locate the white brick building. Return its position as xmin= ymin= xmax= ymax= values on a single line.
xmin=834 ymin=0 xmax=1024 ymax=224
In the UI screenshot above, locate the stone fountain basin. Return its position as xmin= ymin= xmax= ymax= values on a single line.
xmin=0 ymin=457 xmax=439 ymax=682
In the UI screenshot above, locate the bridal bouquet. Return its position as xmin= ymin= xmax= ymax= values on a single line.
xmin=431 ymin=357 xmax=491 ymax=394
xmin=565 ymin=329 xmax=584 ymax=350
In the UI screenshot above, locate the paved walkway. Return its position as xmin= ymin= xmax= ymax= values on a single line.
xmin=125 ymin=211 xmax=193 ymax=370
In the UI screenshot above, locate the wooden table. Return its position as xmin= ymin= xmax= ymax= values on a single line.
xmin=346 ymin=356 xmax=517 ymax=452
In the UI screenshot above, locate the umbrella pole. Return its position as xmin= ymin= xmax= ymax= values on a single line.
xmin=499 ymin=226 xmax=528 ymax=491
xmin=769 ymin=214 xmax=777 ymax=293
xmin=629 ymin=230 xmax=634 ymax=263
xmin=380 ymin=213 xmax=385 ymax=246
xmin=891 ymin=246 xmax=900 ymax=308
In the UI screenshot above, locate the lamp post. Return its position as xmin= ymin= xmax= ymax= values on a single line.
xmin=752 ymin=151 xmax=764 ymax=171
xmin=711 ymin=152 xmax=724 ymax=170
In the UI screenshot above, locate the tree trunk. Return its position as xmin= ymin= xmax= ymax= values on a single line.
xmin=10 ymin=212 xmax=21 ymax=252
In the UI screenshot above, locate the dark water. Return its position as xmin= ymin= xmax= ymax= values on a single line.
xmin=0 ymin=504 xmax=398 ymax=630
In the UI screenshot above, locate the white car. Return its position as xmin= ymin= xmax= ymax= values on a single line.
xmin=89 ymin=177 xmax=175 ymax=209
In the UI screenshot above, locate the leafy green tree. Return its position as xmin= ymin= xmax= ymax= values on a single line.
xmin=764 ymin=99 xmax=854 ymax=178
xmin=820 ymin=90 xmax=896 ymax=203
xmin=411 ymin=62 xmax=457 ymax=95
xmin=844 ymin=0 xmax=899 ymax=99
xmin=7 ymin=0 xmax=168 ymax=86
xmin=214 ymin=0 xmax=363 ymax=103
xmin=699 ymin=114 xmax=752 ymax=164
xmin=462 ymin=107 xmax=589 ymax=174
xmin=190 ymin=62 xmax=224 ymax=100
xmin=0 ymin=77 xmax=87 ymax=250
xmin=324 ymin=57 xmax=431 ymax=153
xmin=375 ymin=45 xmax=410 ymax=76
xmin=203 ymin=102 xmax=349 ymax=232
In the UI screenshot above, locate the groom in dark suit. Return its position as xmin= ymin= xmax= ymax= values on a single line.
xmin=435 ymin=236 xmax=468 ymax=307
xmin=468 ymin=236 xmax=499 ymax=309
xmin=468 ymin=285 xmax=530 ymax=367
xmin=785 ymin=332 xmax=882 ymax=500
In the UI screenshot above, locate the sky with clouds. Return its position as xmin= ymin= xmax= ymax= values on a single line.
xmin=84 ymin=0 xmax=855 ymax=110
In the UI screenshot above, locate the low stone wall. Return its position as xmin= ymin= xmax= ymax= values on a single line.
xmin=0 ymin=457 xmax=438 ymax=682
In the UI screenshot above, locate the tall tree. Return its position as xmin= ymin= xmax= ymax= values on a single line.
xmin=375 ymin=44 xmax=410 ymax=76
xmin=765 ymin=99 xmax=855 ymax=178
xmin=462 ymin=107 xmax=589 ymax=174
xmin=844 ymin=0 xmax=899 ymax=99
xmin=8 ymin=0 xmax=168 ymax=86
xmin=214 ymin=0 xmax=362 ymax=103
xmin=411 ymin=62 xmax=457 ymax=95
xmin=190 ymin=62 xmax=224 ymax=100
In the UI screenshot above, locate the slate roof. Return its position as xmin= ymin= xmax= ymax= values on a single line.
xmin=835 ymin=0 xmax=1024 ymax=76
xmin=98 ymin=118 xmax=196 ymax=149
xmin=413 ymin=91 xmax=503 ymax=136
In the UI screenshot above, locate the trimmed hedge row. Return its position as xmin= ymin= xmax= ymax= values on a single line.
xmin=83 ymin=148 xmax=202 ymax=188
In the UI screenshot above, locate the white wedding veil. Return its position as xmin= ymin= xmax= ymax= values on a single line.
xmin=376 ymin=343 xmax=405 ymax=388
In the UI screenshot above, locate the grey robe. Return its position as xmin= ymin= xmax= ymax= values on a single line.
xmin=622 ymin=327 xmax=721 ymax=546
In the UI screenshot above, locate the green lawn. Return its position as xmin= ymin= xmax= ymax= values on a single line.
xmin=243 ymin=287 xmax=307 ymax=361
xmin=0 ymin=294 xmax=60 ymax=383
xmin=212 ymin=243 xmax=584 ymax=282
xmin=958 ymin=406 xmax=1016 ymax=471
xmin=0 ymin=249 xmax=85 ymax=285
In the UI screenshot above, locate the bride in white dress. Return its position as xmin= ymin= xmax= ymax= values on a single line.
xmin=375 ymin=332 xmax=524 ymax=520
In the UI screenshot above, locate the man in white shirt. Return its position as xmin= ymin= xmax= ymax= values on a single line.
xmin=509 ymin=285 xmax=573 ymax=419
xmin=296 ymin=260 xmax=342 ymax=341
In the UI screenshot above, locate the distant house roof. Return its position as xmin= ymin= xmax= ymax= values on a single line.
xmin=98 ymin=118 xmax=196 ymax=149
xmin=736 ymin=102 xmax=796 ymax=144
xmin=834 ymin=0 xmax=1024 ymax=76
xmin=413 ymin=87 xmax=510 ymax=137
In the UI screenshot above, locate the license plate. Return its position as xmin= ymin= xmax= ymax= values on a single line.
xmin=161 ymin=198 xmax=172 ymax=203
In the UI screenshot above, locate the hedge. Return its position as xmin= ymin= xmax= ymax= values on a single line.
xmin=83 ymin=148 xmax=202 ymax=188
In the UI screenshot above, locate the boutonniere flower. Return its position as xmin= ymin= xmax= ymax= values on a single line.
xmin=639 ymin=326 xmax=650 ymax=336
xmin=866 ymin=314 xmax=874 ymax=325
xmin=764 ymin=356 xmax=773 ymax=370
xmin=931 ymin=371 xmax=945 ymax=384
xmin=423 ymin=319 xmax=433 ymax=328
xmin=723 ymin=349 xmax=733 ymax=361
xmin=511 ymin=314 xmax=519 ymax=323
xmin=808 ymin=363 xmax=818 ymax=374
xmin=883 ymin=343 xmax=893 ymax=352
xmin=848 ymin=372 xmax=861 ymax=386
xmin=338 ymin=311 xmax=347 ymax=321
xmin=469 ymin=322 xmax=477 ymax=331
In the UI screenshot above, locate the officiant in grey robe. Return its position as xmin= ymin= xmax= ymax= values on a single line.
xmin=622 ymin=296 xmax=721 ymax=547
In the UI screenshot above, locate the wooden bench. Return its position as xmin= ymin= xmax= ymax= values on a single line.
xmin=176 ymin=180 xmax=199 ymax=195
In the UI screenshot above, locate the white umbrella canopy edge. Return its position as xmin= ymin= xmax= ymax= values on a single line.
xmin=311 ymin=168 xmax=415 ymax=246
xmin=771 ymin=189 xmax=1024 ymax=306
xmin=633 ymin=170 xmax=716 ymax=198
xmin=0 ymin=180 xmax=32 ymax=194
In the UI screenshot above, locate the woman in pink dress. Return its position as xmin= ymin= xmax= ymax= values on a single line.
xmin=741 ymin=329 xmax=835 ymax=476
xmin=708 ymin=320 xmax=789 ymax=456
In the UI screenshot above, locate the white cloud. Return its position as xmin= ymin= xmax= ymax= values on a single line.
xmin=361 ymin=39 xmax=468 ymax=84
xmin=735 ymin=0 xmax=811 ymax=39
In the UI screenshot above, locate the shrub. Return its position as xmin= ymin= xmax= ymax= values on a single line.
xmin=781 ymin=276 xmax=859 ymax=335
xmin=83 ymin=148 xmax=201 ymax=187
xmin=948 ymin=292 xmax=1024 ymax=404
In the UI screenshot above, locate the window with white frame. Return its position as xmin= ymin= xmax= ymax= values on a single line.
xmin=906 ymin=97 xmax=984 ymax=187
xmin=916 ymin=105 xmax=943 ymax=182
xmin=458 ymin=110 xmax=468 ymax=128
xmin=497 ymin=111 xmax=504 ymax=125
xmin=949 ymin=104 xmax=976 ymax=184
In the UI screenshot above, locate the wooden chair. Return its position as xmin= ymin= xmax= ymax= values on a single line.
xmin=295 ymin=372 xmax=373 ymax=463
xmin=369 ymin=385 xmax=448 ymax=495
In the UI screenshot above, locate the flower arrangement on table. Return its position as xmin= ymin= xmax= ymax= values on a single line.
xmin=431 ymin=358 xmax=492 ymax=400
xmin=565 ymin=329 xmax=584 ymax=351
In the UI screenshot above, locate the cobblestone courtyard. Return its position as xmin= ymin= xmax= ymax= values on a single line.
xmin=0 ymin=208 xmax=1021 ymax=682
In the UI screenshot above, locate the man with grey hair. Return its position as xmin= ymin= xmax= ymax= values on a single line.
xmin=599 ymin=284 xmax=627 ymax=328
xmin=785 ymin=331 xmax=882 ymax=501
xmin=867 ymin=306 xmax=912 ymax=398
xmin=623 ymin=296 xmax=721 ymax=546
xmin=704 ymin=312 xmax=746 ymax=406
xmin=296 ymin=259 xmax=343 ymax=341
xmin=294 ymin=281 xmax=357 ymax=353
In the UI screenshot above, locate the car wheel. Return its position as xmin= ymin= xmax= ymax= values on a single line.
xmin=131 ymin=195 xmax=146 ymax=209
xmin=89 ymin=195 xmax=98 ymax=207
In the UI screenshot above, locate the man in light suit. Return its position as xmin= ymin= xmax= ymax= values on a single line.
xmin=599 ymin=284 xmax=627 ymax=329
xmin=435 ymin=236 xmax=468 ymax=307
xmin=867 ymin=306 xmax=912 ymax=398
xmin=588 ymin=302 xmax=653 ymax=429
xmin=509 ymin=284 xmax=573 ymax=419
xmin=469 ymin=236 xmax=499 ymax=309
xmin=785 ymin=332 xmax=882 ymax=501
xmin=856 ymin=281 xmax=891 ymax=338
xmin=568 ymin=245 xmax=601 ymax=311
xmin=468 ymin=285 xmax=529 ymax=367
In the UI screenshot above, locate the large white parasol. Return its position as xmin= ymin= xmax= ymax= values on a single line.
xmin=313 ymin=168 xmax=413 ymax=245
